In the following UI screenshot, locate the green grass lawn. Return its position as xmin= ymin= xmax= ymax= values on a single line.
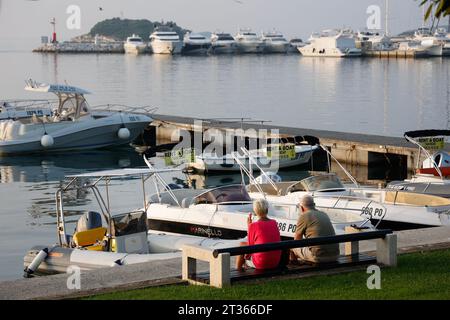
xmin=86 ymin=249 xmax=450 ymax=300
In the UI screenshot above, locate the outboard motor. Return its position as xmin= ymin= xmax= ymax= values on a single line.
xmin=76 ymin=211 xmax=103 ymax=233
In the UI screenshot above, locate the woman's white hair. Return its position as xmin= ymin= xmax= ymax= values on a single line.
xmin=253 ymin=199 xmax=269 ymax=216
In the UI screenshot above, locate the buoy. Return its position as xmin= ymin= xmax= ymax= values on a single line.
xmin=117 ymin=127 xmax=130 ymax=140
xmin=24 ymin=248 xmax=49 ymax=278
xmin=40 ymin=134 xmax=54 ymax=148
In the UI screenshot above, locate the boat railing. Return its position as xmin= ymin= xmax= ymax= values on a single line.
xmin=0 ymin=99 xmax=57 ymax=111
xmin=92 ymin=104 xmax=158 ymax=116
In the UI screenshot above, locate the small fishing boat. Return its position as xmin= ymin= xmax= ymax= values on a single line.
xmin=186 ymin=138 xmax=319 ymax=173
xmin=23 ymin=167 xmax=242 ymax=276
xmin=0 ymin=81 xmax=153 ymax=155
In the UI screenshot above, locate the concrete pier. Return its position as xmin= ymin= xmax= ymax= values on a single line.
xmin=0 ymin=226 xmax=448 ymax=300
xmin=150 ymin=113 xmax=450 ymax=173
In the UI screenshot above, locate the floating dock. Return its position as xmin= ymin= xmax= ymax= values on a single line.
xmin=363 ymin=50 xmax=435 ymax=58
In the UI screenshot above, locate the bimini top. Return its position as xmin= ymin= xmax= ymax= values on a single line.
xmin=24 ymin=80 xmax=91 ymax=95
xmin=405 ymin=130 xmax=450 ymax=139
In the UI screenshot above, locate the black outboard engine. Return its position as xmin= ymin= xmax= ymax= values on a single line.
xmin=76 ymin=211 xmax=103 ymax=233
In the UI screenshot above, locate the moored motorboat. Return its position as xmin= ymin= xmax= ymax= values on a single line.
xmin=182 ymin=32 xmax=212 ymax=55
xmin=388 ymin=130 xmax=450 ymax=198
xmin=23 ymin=168 xmax=242 ymax=276
xmin=0 ymin=81 xmax=153 ymax=155
xmin=299 ymin=29 xmax=362 ymax=57
xmin=210 ymin=32 xmax=236 ymax=54
xmin=124 ymin=34 xmax=147 ymax=54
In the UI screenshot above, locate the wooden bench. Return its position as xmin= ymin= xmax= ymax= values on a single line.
xmin=182 ymin=228 xmax=397 ymax=288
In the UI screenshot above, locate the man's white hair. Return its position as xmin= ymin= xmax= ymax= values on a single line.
xmin=300 ymin=195 xmax=316 ymax=209
xmin=253 ymin=199 xmax=269 ymax=216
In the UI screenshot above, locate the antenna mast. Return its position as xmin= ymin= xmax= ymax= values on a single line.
xmin=385 ymin=0 xmax=389 ymax=36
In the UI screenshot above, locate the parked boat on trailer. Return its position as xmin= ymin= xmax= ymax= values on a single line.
xmin=0 ymin=80 xmax=153 ymax=155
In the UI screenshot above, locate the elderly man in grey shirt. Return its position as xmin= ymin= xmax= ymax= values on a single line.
xmin=291 ymin=195 xmax=340 ymax=263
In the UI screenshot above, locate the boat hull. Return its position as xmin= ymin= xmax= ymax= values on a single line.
xmin=235 ymin=41 xmax=264 ymax=54
xmin=124 ymin=43 xmax=147 ymax=54
xmin=150 ymin=41 xmax=182 ymax=54
xmin=188 ymin=146 xmax=316 ymax=173
xmin=181 ymin=43 xmax=211 ymax=55
xmin=263 ymin=43 xmax=290 ymax=54
xmin=0 ymin=116 xmax=151 ymax=155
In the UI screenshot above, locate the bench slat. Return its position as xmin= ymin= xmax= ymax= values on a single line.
xmin=191 ymin=253 xmax=376 ymax=284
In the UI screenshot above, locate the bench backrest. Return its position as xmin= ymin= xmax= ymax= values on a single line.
xmin=213 ymin=229 xmax=393 ymax=258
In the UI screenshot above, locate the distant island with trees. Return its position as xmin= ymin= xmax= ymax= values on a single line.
xmin=74 ymin=18 xmax=190 ymax=42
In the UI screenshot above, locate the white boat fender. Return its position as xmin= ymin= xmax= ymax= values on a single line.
xmin=24 ymin=247 xmax=49 ymax=278
xmin=117 ymin=127 xmax=131 ymax=140
xmin=40 ymin=134 xmax=54 ymax=148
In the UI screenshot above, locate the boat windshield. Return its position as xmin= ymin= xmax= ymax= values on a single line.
xmin=194 ymin=185 xmax=251 ymax=204
xmin=300 ymin=174 xmax=345 ymax=192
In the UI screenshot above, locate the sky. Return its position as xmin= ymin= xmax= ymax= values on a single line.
xmin=0 ymin=0 xmax=438 ymax=46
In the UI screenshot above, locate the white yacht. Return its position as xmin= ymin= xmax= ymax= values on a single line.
xmin=298 ymin=29 xmax=362 ymax=57
xmin=261 ymin=31 xmax=290 ymax=54
xmin=434 ymin=28 xmax=450 ymax=56
xmin=210 ymin=33 xmax=236 ymax=54
xmin=149 ymin=28 xmax=182 ymax=54
xmin=356 ymin=30 xmax=393 ymax=51
xmin=288 ymin=38 xmax=306 ymax=53
xmin=413 ymin=27 xmax=450 ymax=56
xmin=124 ymin=34 xmax=147 ymax=54
xmin=397 ymin=41 xmax=442 ymax=57
xmin=0 ymin=80 xmax=152 ymax=155
xmin=181 ymin=32 xmax=212 ymax=55
xmin=235 ymin=29 xmax=264 ymax=54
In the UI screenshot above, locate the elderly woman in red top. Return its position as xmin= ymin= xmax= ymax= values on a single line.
xmin=236 ymin=199 xmax=281 ymax=271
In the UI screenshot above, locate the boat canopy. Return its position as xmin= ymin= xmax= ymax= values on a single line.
xmin=194 ymin=185 xmax=251 ymax=204
xmin=24 ymin=80 xmax=91 ymax=95
xmin=404 ymin=130 xmax=450 ymax=139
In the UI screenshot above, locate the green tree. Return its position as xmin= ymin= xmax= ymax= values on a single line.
xmin=418 ymin=0 xmax=450 ymax=30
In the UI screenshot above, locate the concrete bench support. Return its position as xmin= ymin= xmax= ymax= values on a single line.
xmin=344 ymin=226 xmax=361 ymax=255
xmin=376 ymin=234 xmax=398 ymax=267
xmin=182 ymin=244 xmax=231 ymax=288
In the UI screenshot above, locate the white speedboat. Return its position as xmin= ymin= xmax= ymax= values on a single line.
xmin=235 ymin=29 xmax=264 ymax=54
xmin=149 ymin=27 xmax=183 ymax=54
xmin=261 ymin=31 xmax=290 ymax=54
xmin=410 ymin=27 xmax=446 ymax=56
xmin=0 ymin=80 xmax=152 ymax=155
xmin=143 ymin=157 xmax=373 ymax=239
xmin=124 ymin=34 xmax=147 ymax=54
xmin=387 ymin=130 xmax=450 ymax=198
xmin=434 ymin=28 xmax=450 ymax=56
xmin=397 ymin=40 xmax=443 ymax=57
xmin=23 ymin=168 xmax=241 ymax=276
xmin=210 ymin=33 xmax=236 ymax=54
xmin=187 ymin=144 xmax=318 ymax=173
xmin=299 ymin=29 xmax=362 ymax=57
xmin=246 ymin=146 xmax=450 ymax=230
xmin=181 ymin=32 xmax=212 ymax=55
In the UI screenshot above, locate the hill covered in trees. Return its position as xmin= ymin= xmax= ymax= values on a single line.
xmin=87 ymin=18 xmax=190 ymax=41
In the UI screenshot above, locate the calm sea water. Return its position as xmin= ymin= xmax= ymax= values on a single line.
xmin=0 ymin=49 xmax=449 ymax=280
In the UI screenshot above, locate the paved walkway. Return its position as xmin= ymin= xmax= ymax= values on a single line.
xmin=0 ymin=226 xmax=449 ymax=300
